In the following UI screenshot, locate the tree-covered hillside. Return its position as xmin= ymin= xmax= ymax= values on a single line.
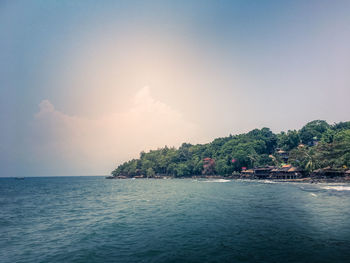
xmin=111 ymin=120 xmax=350 ymax=177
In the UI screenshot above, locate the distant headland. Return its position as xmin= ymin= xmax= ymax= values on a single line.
xmin=108 ymin=120 xmax=350 ymax=182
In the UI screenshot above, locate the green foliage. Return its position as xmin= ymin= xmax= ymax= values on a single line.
xmin=289 ymin=128 xmax=350 ymax=172
xmin=174 ymin=163 xmax=191 ymax=177
xmin=332 ymin=121 xmax=350 ymax=131
xmin=277 ymin=130 xmax=300 ymax=151
xmin=146 ymin=168 xmax=155 ymax=178
xmin=111 ymin=120 xmax=350 ymax=177
xmin=289 ymin=146 xmax=319 ymax=172
xmin=299 ymin=120 xmax=330 ymax=145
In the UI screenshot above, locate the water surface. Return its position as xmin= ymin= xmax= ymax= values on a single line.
xmin=1 ymin=177 xmax=350 ymax=262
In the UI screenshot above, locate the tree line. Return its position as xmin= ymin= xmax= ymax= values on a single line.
xmin=111 ymin=120 xmax=350 ymax=177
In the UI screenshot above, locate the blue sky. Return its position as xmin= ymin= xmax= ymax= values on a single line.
xmin=1 ymin=0 xmax=350 ymax=176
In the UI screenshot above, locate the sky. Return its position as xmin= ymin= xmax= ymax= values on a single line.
xmin=1 ymin=0 xmax=350 ymax=176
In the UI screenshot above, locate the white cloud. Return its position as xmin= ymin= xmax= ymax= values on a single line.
xmin=28 ymin=87 xmax=197 ymax=175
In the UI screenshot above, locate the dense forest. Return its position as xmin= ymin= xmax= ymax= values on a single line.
xmin=111 ymin=120 xmax=350 ymax=178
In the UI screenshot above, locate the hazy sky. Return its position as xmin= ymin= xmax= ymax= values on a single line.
xmin=1 ymin=0 xmax=350 ymax=176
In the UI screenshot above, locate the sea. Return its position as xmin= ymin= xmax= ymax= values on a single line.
xmin=1 ymin=177 xmax=350 ymax=263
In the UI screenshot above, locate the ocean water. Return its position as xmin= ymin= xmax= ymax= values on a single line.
xmin=1 ymin=177 xmax=350 ymax=263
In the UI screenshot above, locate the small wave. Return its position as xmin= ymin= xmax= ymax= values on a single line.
xmin=310 ymin=193 xmax=317 ymax=197
xmin=203 ymin=179 xmax=231 ymax=183
xmin=260 ymin=180 xmax=277 ymax=184
xmin=321 ymin=186 xmax=350 ymax=191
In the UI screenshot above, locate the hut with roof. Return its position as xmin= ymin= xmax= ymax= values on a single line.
xmin=253 ymin=166 xmax=274 ymax=179
xmin=241 ymin=169 xmax=255 ymax=178
xmin=269 ymin=164 xmax=303 ymax=179
xmin=311 ymin=167 xmax=346 ymax=178
xmin=276 ymin=148 xmax=289 ymax=163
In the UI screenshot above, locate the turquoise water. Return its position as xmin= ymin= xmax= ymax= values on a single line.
xmin=1 ymin=177 xmax=350 ymax=263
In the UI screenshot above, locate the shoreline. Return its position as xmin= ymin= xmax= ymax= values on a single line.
xmin=106 ymin=175 xmax=350 ymax=183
